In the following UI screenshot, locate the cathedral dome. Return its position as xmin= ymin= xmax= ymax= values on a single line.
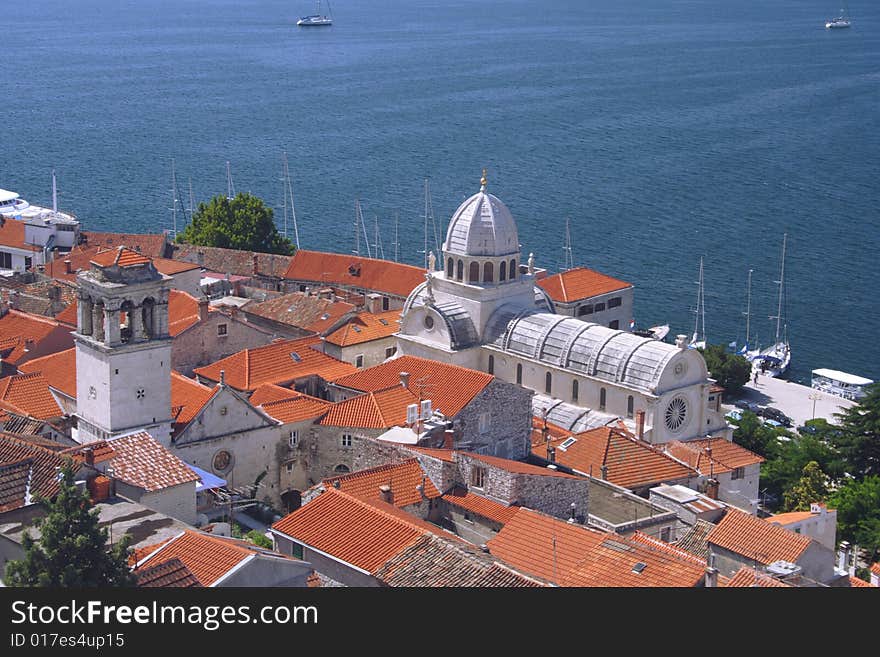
xmin=443 ymin=174 xmax=519 ymax=258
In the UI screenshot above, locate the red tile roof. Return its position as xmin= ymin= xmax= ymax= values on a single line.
xmin=19 ymin=348 xmax=76 ymax=398
xmin=81 ymin=231 xmax=169 ymax=258
xmin=170 ymin=372 xmax=217 ymax=435
xmin=135 ymin=557 xmax=203 ymax=588
xmin=53 ymin=303 xmax=77 ymax=327
xmin=167 ymin=290 xmax=203 ymax=336
xmin=171 ymin=244 xmax=293 ymax=279
xmin=242 ymin=292 xmax=356 ymax=333
xmin=0 ymin=218 xmax=41 ymax=252
xmin=766 ymin=508 xmax=833 ymax=526
xmin=0 ymin=372 xmax=63 ymax=419
xmin=534 ymin=427 xmax=695 ymax=488
xmin=407 ymin=446 xmax=456 ymax=463
xmin=101 ymin=431 xmax=198 ymax=492
xmin=848 ymin=575 xmax=873 ymax=588
xmin=153 ymin=259 xmax=200 ymax=276
xmin=137 ymin=530 xmax=265 ymax=586
xmin=441 ymin=487 xmax=519 ymax=524
xmin=0 ymin=309 xmax=69 ymax=366
xmin=259 ymin=394 xmax=332 ymax=424
xmin=322 ymin=459 xmax=441 ymax=508
xmin=530 ymin=415 xmax=570 ymax=447
xmin=536 ymin=266 xmax=631 ymax=303
xmin=324 ymin=309 xmax=401 ymax=346
xmin=725 ymin=567 xmax=793 ymax=588
xmin=284 ymin=249 xmax=426 ymax=298
xmin=332 ymin=355 xmax=493 ymax=418
xmin=192 ymin=336 xmax=357 ymax=392
xmin=272 ymin=487 xmax=452 ymax=573
xmin=872 ymin=562 xmax=880 ymax=577
xmin=665 ymin=438 xmax=764 ymax=475
xmin=463 ymin=451 xmax=581 ymax=479
xmin=0 ymin=432 xmax=66 ymax=503
xmin=249 ymin=383 xmax=302 ymax=406
xmin=0 ymin=459 xmax=33 ymax=512
xmin=318 ymin=386 xmax=420 ymax=429
xmin=90 ymin=246 xmax=153 ymax=268
xmin=708 ymin=508 xmax=813 ymax=565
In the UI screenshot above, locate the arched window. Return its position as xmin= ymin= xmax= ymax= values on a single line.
xmin=456 ymin=260 xmax=464 ymax=281
xmin=499 ymin=260 xmax=507 ymax=282
xmin=93 ymin=302 xmax=106 ymax=342
xmin=509 ymin=259 xmax=517 ymax=279
xmin=80 ymin=298 xmax=93 ymax=336
xmin=447 ymin=257 xmax=454 ymax=277
xmin=627 ymin=395 xmax=634 ymax=418
xmin=488 ymin=355 xmax=494 ymax=375
xmin=599 ymin=387 xmax=607 ymax=411
xmin=483 ymin=261 xmax=494 ymax=283
xmin=141 ymin=298 xmax=156 ymax=339
xmin=516 ymin=363 xmax=523 ymax=385
xmin=545 ymin=372 xmax=552 ymax=394
xmin=572 ymin=379 xmax=579 ymax=403
xmin=469 ymin=261 xmax=480 ymax=283
xmin=120 ymin=301 xmax=134 ymax=343
xmin=333 ymin=464 xmax=350 ymax=474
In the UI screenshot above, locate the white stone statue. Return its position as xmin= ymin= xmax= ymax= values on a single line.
xmin=427 ymin=250 xmax=436 ymax=271
xmin=424 ymin=272 xmax=435 ymax=303
xmin=528 ymin=252 xmax=535 ymax=275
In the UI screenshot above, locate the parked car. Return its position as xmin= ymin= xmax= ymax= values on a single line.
xmin=733 ymin=399 xmax=760 ymax=413
xmin=759 ymin=407 xmax=793 ymax=427
xmin=797 ymin=424 xmax=818 ymax=435
xmin=725 ymin=409 xmax=743 ymax=422
xmin=764 ymin=418 xmax=783 ymax=429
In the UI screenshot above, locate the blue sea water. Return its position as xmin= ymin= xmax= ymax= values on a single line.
xmin=3 ymin=0 xmax=879 ymax=383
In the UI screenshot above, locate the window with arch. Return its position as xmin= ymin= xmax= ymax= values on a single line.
xmin=483 ymin=261 xmax=494 ymax=283
xmin=499 ymin=260 xmax=507 ymax=282
xmin=141 ymin=298 xmax=156 ymax=339
xmin=488 ymin=354 xmax=494 ymax=375
xmin=627 ymin=395 xmax=634 ymax=418
xmin=599 ymin=387 xmax=607 ymax=411
xmin=572 ymin=379 xmax=579 ymax=403
xmin=509 ymin=259 xmax=516 ymax=279
xmin=456 ymin=260 xmax=464 ymax=281
xmin=469 ymin=261 xmax=480 ymax=283
xmin=545 ymin=371 xmax=552 ymax=394
xmin=516 ymin=363 xmax=523 ymax=385
xmin=333 ymin=464 xmax=351 ymax=474
xmin=447 ymin=257 xmax=454 ymax=277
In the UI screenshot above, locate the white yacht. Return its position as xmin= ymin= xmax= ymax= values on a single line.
xmin=751 ymin=234 xmax=791 ymax=378
xmin=826 ymin=4 xmax=851 ymax=28
xmin=688 ymin=256 xmax=707 ymax=350
xmin=812 ymin=369 xmax=873 ymax=401
xmin=297 ymin=0 xmax=333 ymax=26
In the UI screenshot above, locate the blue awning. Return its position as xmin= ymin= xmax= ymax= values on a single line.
xmin=187 ymin=463 xmax=227 ymax=492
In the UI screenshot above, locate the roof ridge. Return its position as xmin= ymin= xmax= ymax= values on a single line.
xmin=323 ymin=458 xmax=419 ymax=485
xmin=324 ymin=487 xmax=434 ymax=535
xmin=6 ymin=309 xmax=61 ymax=327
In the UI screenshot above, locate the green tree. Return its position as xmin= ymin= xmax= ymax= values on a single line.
xmin=4 ymin=465 xmax=135 ymax=587
xmin=732 ymin=411 xmax=779 ymax=458
xmin=699 ymin=344 xmax=752 ymax=394
xmin=831 ymin=383 xmax=880 ymax=478
xmin=759 ymin=435 xmax=845 ymax=512
xmin=828 ymin=476 xmax=880 ymax=563
xmin=176 ymin=192 xmax=294 ymax=255
xmin=246 ymin=530 xmax=272 ymax=549
xmin=782 ymin=461 xmax=829 ymax=511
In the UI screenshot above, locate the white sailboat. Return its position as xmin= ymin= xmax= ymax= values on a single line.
xmin=826 ymin=3 xmax=851 ymax=28
xmin=297 ymin=0 xmax=333 ymax=26
xmin=736 ymin=268 xmax=759 ymax=357
xmin=751 ymin=234 xmax=791 ymax=378
xmin=688 ymin=256 xmax=707 ymax=350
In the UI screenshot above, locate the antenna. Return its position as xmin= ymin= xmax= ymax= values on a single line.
xmin=226 ymin=161 xmax=235 ymax=199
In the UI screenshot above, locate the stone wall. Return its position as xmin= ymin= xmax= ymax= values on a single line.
xmin=323 ymin=337 xmax=398 ymax=370
xmin=513 ymin=473 xmax=589 ymax=520
xmin=451 ymin=379 xmax=533 ymax=459
xmin=172 ymin=313 xmax=276 ymax=376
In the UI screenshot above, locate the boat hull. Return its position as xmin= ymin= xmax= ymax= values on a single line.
xmin=825 ymin=19 xmax=850 ymax=28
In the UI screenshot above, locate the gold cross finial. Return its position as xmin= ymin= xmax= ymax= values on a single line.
xmin=480 ymin=168 xmax=487 ymax=191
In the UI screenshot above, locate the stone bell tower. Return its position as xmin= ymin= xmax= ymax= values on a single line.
xmin=74 ymin=247 xmax=173 ymax=445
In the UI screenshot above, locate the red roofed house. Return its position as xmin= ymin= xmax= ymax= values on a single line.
xmin=240 ymin=291 xmax=357 ymax=340
xmin=536 ymin=266 xmax=634 ymax=331
xmin=321 ymin=308 xmax=402 ymax=369
xmin=282 ymin=249 xmax=426 ymax=310
xmin=766 ymin=503 xmax=837 ymax=552
xmin=0 ymin=304 xmax=75 ymax=375
xmin=707 ymin=507 xmax=837 ymax=584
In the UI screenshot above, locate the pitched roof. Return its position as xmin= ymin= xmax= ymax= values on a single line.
xmin=170 ymin=372 xmax=217 ymax=435
xmin=322 ymin=459 xmax=441 ymax=508
xmin=848 ymin=575 xmax=873 ymax=588
xmin=332 ymin=355 xmax=493 ymax=418
xmin=725 ymin=567 xmax=793 ymax=588
xmin=137 ymin=530 xmax=273 ymax=586
xmin=0 ymin=432 xmax=66 ymax=503
xmin=0 ymin=217 xmax=41 ymax=252
xmin=0 ymin=459 xmax=33 ymax=512
xmin=284 ymin=249 xmax=426 ymax=298
xmin=664 ymin=438 xmax=764 ymax=475
xmin=135 ymin=557 xmax=203 ymax=588
xmin=533 ymin=426 xmax=695 ymax=488
xmin=90 ymin=246 xmax=153 ymax=268
xmin=259 ymin=394 xmax=332 ymax=424
xmin=766 ymin=509 xmax=834 ymax=526
xmin=0 ymin=309 xmax=68 ymax=365
xmin=0 ymin=372 xmax=63 ymax=419
xmin=463 ymin=451 xmax=581 ymax=479
xmin=242 ymin=292 xmax=355 ymax=333
xmin=44 ymin=243 xmax=175 ymax=283
xmin=272 ymin=487 xmax=452 ymax=573
xmin=673 ymin=519 xmax=716 ymax=561
xmin=152 ymin=259 xmax=200 ymax=276
xmin=324 ymin=309 xmax=401 ymax=346
xmin=171 ymin=244 xmax=293 ymax=279
xmin=707 ymin=508 xmax=813 ymax=565
xmin=372 ymin=534 xmax=545 ymax=587
xmin=249 ymin=383 xmax=302 ymax=407
xmin=872 ymin=562 xmax=880 ymax=577
xmin=536 ymin=266 xmax=631 ymax=303
xmin=318 ymin=386 xmax=420 ymax=429
xmin=81 ymin=231 xmax=169 ymax=258
xmin=192 ymin=336 xmax=357 ymax=392
xmin=441 ymin=487 xmax=519 ymax=524
xmin=0 ymin=412 xmax=54 ymax=437
xmin=99 ymin=431 xmax=198 ymax=492
xmin=53 ymin=302 xmax=77 ymax=326
xmin=407 ymin=446 xmax=456 ymax=463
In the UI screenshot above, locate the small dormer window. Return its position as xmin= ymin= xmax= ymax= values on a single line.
xmin=290 ymin=352 xmax=301 ymax=362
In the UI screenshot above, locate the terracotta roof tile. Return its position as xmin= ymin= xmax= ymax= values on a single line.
xmin=332 ymin=355 xmax=493 ymax=418
xmin=324 ymin=309 xmax=401 ymax=346
xmin=0 ymin=309 xmax=69 ymax=366
xmin=463 ymin=451 xmax=581 ymax=479
xmin=725 ymin=567 xmax=793 ymax=587
xmin=536 ymin=267 xmax=631 ymax=303
xmin=90 ymin=246 xmax=153 ymax=268
xmin=135 ymin=557 xmax=203 ymax=588
xmin=259 ymin=394 xmax=332 ymax=424
xmin=99 ymin=431 xmax=198 ymax=492
xmin=0 ymin=372 xmax=63 ymax=419
xmin=18 ymin=348 xmax=76 ymax=398
xmin=171 ymin=244 xmax=293 ymax=279
xmin=284 ymin=249 xmax=426 ymax=298
xmin=318 ymin=386 xmax=420 ymax=429
xmin=170 ymin=372 xmax=217 ymax=435
xmin=0 ymin=432 xmax=66 ymax=502
xmin=249 ymin=383 xmax=302 ymax=406
xmin=137 ymin=531 xmax=263 ymax=586
xmin=441 ymin=487 xmax=519 ymax=524
xmin=407 ymin=446 xmax=456 ymax=463
xmin=848 ymin=575 xmax=873 ymax=588
xmin=872 ymin=563 xmax=880 ymax=577
xmin=323 ymin=459 xmax=441 ymax=508
xmin=81 ymin=231 xmax=169 ymax=258
xmin=0 ymin=459 xmax=33 ymax=512
xmin=272 ymin=487 xmax=452 ymax=572
xmin=193 ymin=336 xmax=357 ymax=392
xmin=766 ymin=508 xmax=833 ymax=526
xmin=673 ymin=519 xmax=716 ymax=561
xmin=534 ymin=427 xmax=695 ymax=488
xmin=242 ymin=292 xmax=355 ymax=333
xmin=53 ymin=303 xmax=77 ymax=327
xmin=152 ymin=259 xmax=200 ymax=276
xmin=664 ymin=438 xmax=764 ymax=475
xmin=0 ymin=218 xmax=41 ymax=252
xmin=708 ymin=508 xmax=813 ymax=565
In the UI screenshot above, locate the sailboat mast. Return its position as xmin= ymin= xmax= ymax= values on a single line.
xmin=393 ymin=212 xmax=399 ymax=262
xmin=187 ymin=177 xmax=195 ymax=222
xmin=226 ymin=161 xmax=235 ymax=199
xmin=745 ymin=268 xmax=753 ymax=346
xmin=280 ymin=151 xmax=301 ymax=249
xmin=774 ymin=233 xmax=787 ymax=345
xmin=692 ymin=257 xmax=704 ymax=342
xmin=423 ymin=179 xmax=429 ymax=269
xmin=373 ymin=215 xmax=385 ymax=260
xmin=171 ymin=159 xmax=179 ymax=239
xmin=51 ymin=170 xmax=58 ymax=213
xmin=562 ymin=217 xmax=573 ymax=271
xmin=353 ymin=199 xmax=360 ymax=256
xmin=360 ymin=201 xmax=371 ymax=259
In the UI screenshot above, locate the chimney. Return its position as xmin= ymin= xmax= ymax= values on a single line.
xmin=399 ymin=371 xmax=410 ymax=388
xmin=675 ymin=334 xmax=688 ymax=349
xmin=252 ymin=254 xmax=259 ymax=276
xmin=416 ymin=475 xmax=428 ymax=501
xmin=366 ymin=293 xmax=381 ymax=314
xmin=635 ymin=409 xmax=645 ymax=440
xmin=219 ymin=369 xmax=226 ymax=386
xmin=378 ymin=484 xmax=393 ymax=505
xmin=547 ymin=445 xmax=556 ymax=463
xmin=64 ymin=259 xmax=72 ymax=274
xmin=600 ymin=464 xmax=608 ymax=480
xmin=837 ymin=541 xmax=850 ymax=572
xmin=83 ymin=446 xmax=95 ymax=467
xmin=705 ymin=554 xmax=719 ymax=588
xmin=23 ymin=338 xmax=34 ymax=351
xmin=8 ymin=290 xmax=18 ymax=310
xmin=706 ymin=477 xmax=720 ymax=500
xmin=443 ymin=428 xmax=455 ymax=449
xmin=567 ymin=502 xmax=577 ymax=524
xmin=198 ymin=298 xmax=209 ymax=322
